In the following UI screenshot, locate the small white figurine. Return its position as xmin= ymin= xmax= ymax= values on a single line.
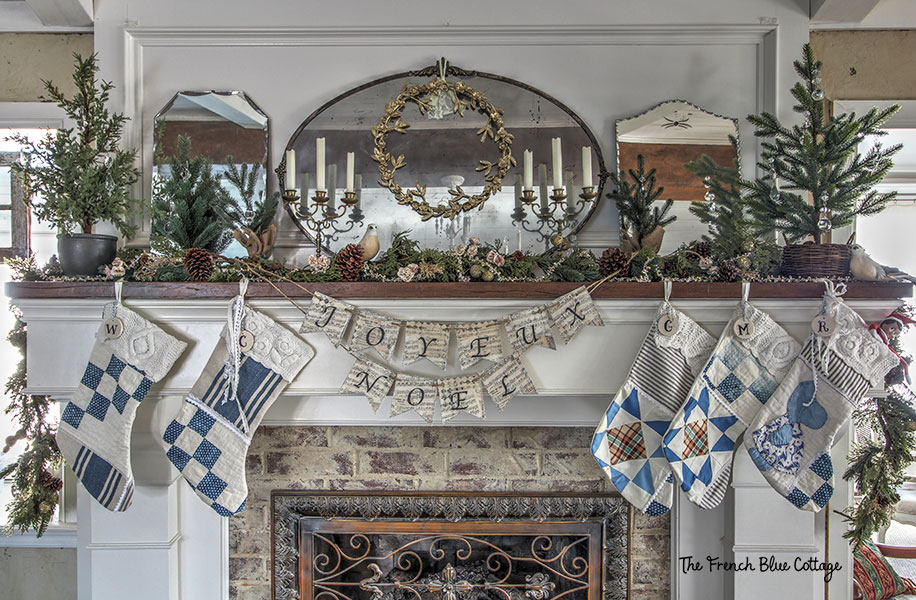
xmin=358 ymin=223 xmax=380 ymax=261
xmin=849 ymin=243 xmax=916 ymax=283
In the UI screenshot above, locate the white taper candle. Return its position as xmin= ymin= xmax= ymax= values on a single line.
xmin=551 ymin=138 xmax=563 ymax=189
xmin=285 ymin=150 xmax=296 ymax=190
xmin=346 ymin=152 xmax=355 ymax=193
xmin=582 ymin=146 xmax=592 ymax=188
xmin=523 ymin=149 xmax=533 ymax=190
xmin=316 ymin=138 xmax=326 ymax=191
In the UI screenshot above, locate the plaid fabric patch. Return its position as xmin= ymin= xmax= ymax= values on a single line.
xmin=605 ymin=422 xmax=647 ymax=464
xmin=683 ymin=420 xmax=709 ymax=458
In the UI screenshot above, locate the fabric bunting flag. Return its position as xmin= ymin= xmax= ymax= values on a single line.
xmin=591 ymin=303 xmax=716 ymax=516
xmin=439 ymin=375 xmax=486 ymax=421
xmin=483 ymin=357 xmax=537 ymax=411
xmin=745 ymin=295 xmax=897 ymax=511
xmin=57 ymin=301 xmax=187 ymax=512
xmin=663 ymin=302 xmax=801 ymax=510
xmin=390 ymin=375 xmax=438 ymax=423
xmin=299 ymin=291 xmax=353 ymax=346
xmin=547 ymin=286 xmax=604 ymax=344
xmin=402 ymin=321 xmax=450 ymax=370
xmin=507 ymin=307 xmax=555 ymax=354
xmin=455 ymin=321 xmax=505 ymax=369
xmin=162 ymin=300 xmax=314 ymax=517
xmin=340 ymin=357 xmax=395 ymax=412
xmin=348 ymin=310 xmax=401 ymax=360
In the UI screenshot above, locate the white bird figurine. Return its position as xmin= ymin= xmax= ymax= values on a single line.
xmin=849 ymin=244 xmax=916 ymax=283
xmin=358 ymin=223 xmax=380 ymax=261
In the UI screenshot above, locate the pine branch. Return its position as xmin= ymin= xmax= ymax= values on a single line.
xmin=606 ymin=154 xmax=676 ymax=247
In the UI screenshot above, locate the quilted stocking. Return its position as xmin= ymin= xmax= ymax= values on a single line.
xmin=163 ymin=291 xmax=314 ymax=516
xmin=744 ymin=292 xmax=897 ymax=511
xmin=663 ymin=301 xmax=800 ymax=509
xmin=57 ymin=300 xmax=187 ymax=511
xmin=592 ymin=301 xmax=716 ymax=515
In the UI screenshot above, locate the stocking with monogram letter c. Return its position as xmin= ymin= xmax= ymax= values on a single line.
xmin=744 ymin=287 xmax=898 ymax=512
xmin=57 ymin=288 xmax=187 ymax=511
xmin=592 ymin=299 xmax=716 ymax=516
xmin=163 ymin=280 xmax=314 ymax=516
xmin=663 ymin=298 xmax=800 ymax=510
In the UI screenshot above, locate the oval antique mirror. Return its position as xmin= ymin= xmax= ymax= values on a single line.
xmin=152 ymin=91 xmax=269 ymax=257
xmin=281 ymin=62 xmax=607 ymax=255
xmin=616 ymin=100 xmax=739 ymax=252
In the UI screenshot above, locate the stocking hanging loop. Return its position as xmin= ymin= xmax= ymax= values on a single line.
xmin=663 ymin=280 xmax=672 ymax=303
xmin=741 ymin=281 xmax=750 ymax=303
xmin=114 ymin=281 xmax=123 ymax=305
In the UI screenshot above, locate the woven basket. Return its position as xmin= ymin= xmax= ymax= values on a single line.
xmin=780 ymin=243 xmax=851 ymax=278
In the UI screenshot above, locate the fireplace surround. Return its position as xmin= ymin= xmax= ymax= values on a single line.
xmin=231 ymin=426 xmax=669 ymax=600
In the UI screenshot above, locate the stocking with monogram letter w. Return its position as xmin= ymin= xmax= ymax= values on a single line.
xmin=592 ymin=299 xmax=716 ymax=516
xmin=744 ymin=286 xmax=898 ymax=512
xmin=57 ymin=288 xmax=187 ymax=511
xmin=663 ymin=298 xmax=800 ymax=510
xmin=163 ymin=281 xmax=314 ymax=516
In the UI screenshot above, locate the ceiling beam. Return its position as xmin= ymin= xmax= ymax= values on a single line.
xmin=24 ymin=0 xmax=92 ymax=27
xmin=810 ymin=0 xmax=883 ymax=23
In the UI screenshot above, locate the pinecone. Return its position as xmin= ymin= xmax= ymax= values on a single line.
xmin=37 ymin=470 xmax=62 ymax=493
xmin=599 ymin=247 xmax=629 ymax=278
xmin=716 ymin=260 xmax=742 ymax=282
xmin=335 ymin=244 xmax=365 ymax=282
xmin=183 ymin=248 xmax=214 ymax=281
xmin=692 ymin=241 xmax=712 ymax=258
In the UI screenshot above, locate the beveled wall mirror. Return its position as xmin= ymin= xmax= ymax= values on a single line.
xmin=152 ymin=91 xmax=269 ymax=257
xmin=281 ymin=62 xmax=608 ymax=255
xmin=616 ymin=100 xmax=739 ymax=201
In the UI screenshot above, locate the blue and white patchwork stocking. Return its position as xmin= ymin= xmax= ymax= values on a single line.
xmin=57 ymin=301 xmax=187 ymax=511
xmin=163 ymin=297 xmax=314 ymax=516
xmin=592 ymin=301 xmax=716 ymax=516
xmin=744 ymin=296 xmax=897 ymax=512
xmin=663 ymin=301 xmax=800 ymax=509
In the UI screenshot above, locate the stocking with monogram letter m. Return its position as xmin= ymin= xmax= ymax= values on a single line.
xmin=592 ymin=301 xmax=716 ymax=516
xmin=163 ymin=282 xmax=314 ymax=516
xmin=57 ymin=296 xmax=187 ymax=511
xmin=744 ymin=288 xmax=898 ymax=512
xmin=663 ymin=299 xmax=800 ymax=510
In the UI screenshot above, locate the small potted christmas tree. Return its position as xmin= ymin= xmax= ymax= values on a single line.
xmin=606 ymin=154 xmax=676 ymax=255
xmin=9 ymin=53 xmax=140 ymax=276
xmin=743 ymin=43 xmax=901 ymax=277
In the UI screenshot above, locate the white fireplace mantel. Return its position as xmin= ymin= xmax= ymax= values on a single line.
xmin=9 ymin=284 xmax=907 ymax=600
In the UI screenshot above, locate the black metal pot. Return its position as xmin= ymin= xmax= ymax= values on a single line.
xmin=58 ymin=233 xmax=118 ymax=277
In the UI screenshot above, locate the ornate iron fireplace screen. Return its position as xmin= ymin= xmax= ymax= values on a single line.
xmin=271 ymin=493 xmax=630 ymax=600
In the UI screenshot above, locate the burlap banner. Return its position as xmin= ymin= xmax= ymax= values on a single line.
xmin=439 ymin=375 xmax=486 ymax=421
xmin=348 ymin=310 xmax=401 ymax=360
xmin=340 ymin=357 xmax=395 ymax=412
xmin=507 ymin=306 xmax=555 ymax=354
xmin=299 ymin=291 xmax=353 ymax=346
xmin=390 ymin=375 xmax=438 ymax=423
xmin=482 ymin=356 xmax=537 ymax=411
xmin=547 ymin=286 xmax=605 ymax=344
xmin=402 ymin=321 xmax=450 ymax=370
xmin=454 ymin=321 xmax=505 ymax=369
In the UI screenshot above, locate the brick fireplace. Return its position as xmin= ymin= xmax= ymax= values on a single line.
xmin=229 ymin=426 xmax=670 ymax=600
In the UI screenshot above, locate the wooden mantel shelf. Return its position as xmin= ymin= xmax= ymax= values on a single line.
xmin=5 ymin=280 xmax=912 ymax=300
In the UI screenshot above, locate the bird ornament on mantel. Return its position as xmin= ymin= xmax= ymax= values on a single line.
xmin=358 ymin=223 xmax=380 ymax=261
xmin=849 ymin=244 xmax=916 ymax=284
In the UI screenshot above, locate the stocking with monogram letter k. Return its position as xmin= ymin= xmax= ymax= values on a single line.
xmin=57 ymin=291 xmax=187 ymax=511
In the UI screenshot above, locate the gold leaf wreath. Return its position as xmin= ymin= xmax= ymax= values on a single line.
xmin=371 ymin=79 xmax=515 ymax=221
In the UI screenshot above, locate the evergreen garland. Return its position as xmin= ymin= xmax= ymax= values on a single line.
xmin=606 ymin=154 xmax=676 ymax=251
xmin=0 ymin=308 xmax=61 ymax=537
xmin=8 ymin=53 xmax=140 ymax=236
xmin=151 ymin=134 xmax=233 ymax=254
xmin=743 ymin=44 xmax=901 ymax=244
